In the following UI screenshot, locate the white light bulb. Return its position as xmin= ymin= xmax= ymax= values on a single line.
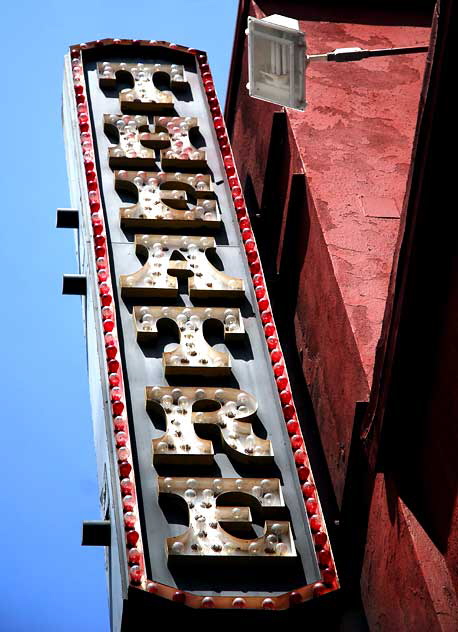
xmin=263 ymin=493 xmax=274 ymax=506
xmin=213 ymin=478 xmax=223 ymax=492
xmin=202 ymin=489 xmax=214 ymax=502
xmin=251 ymin=485 xmax=262 ymax=498
xmin=184 ymin=488 xmax=197 ymax=501
xmin=276 ymin=542 xmax=288 ymax=555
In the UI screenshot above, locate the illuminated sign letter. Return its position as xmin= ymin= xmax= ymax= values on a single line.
xmin=147 ymin=386 xmax=273 ymax=463
xmin=135 ymin=306 xmax=244 ymax=375
xmin=98 ymin=61 xmax=188 ymax=111
xmin=104 ymin=114 xmax=206 ymax=169
xmin=120 ymin=235 xmax=244 ymax=298
xmin=115 ymin=170 xmax=220 ymax=228
xmin=158 ymin=477 xmax=296 ymax=562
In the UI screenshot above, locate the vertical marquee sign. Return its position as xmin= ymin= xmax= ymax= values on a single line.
xmin=62 ymin=39 xmax=338 ymax=619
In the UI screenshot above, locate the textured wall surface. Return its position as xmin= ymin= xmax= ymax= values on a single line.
xmin=224 ymin=1 xmax=458 ymax=629
xmin=228 ymin=0 xmax=429 ymax=505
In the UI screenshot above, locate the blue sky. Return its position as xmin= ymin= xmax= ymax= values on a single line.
xmin=0 ymin=2 xmax=238 ymax=629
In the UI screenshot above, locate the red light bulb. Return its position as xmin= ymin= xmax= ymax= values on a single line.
xmin=261 ymin=310 xmax=272 ymax=324
xmin=280 ymin=390 xmax=292 ymax=404
xmin=201 ymin=597 xmax=215 ymax=609
xmin=124 ymin=512 xmax=136 ymax=529
xmin=250 ymin=260 xmax=261 ymax=274
xmin=297 ymin=465 xmax=310 ymax=481
xmin=119 ymin=461 xmax=132 ymax=477
xmin=271 ymin=349 xmax=282 ymax=363
xmin=96 ymin=257 xmax=106 ymax=269
xmin=283 ymin=404 xmax=295 ymax=419
xmin=232 ymin=598 xmax=246 ymax=609
xmin=109 ymin=373 xmax=120 ymax=387
xmin=294 ymin=449 xmax=306 ymax=465
xmin=267 ymin=336 xmax=277 ymax=350
xmin=313 ymin=582 xmax=327 ymax=597
xmin=120 ymin=478 xmax=133 ymax=495
xmin=302 ymin=482 xmax=316 ymax=498
xmin=306 ymin=498 xmax=318 ymax=515
xmin=111 ymin=387 xmax=122 ymax=402
xmin=234 ymin=196 xmax=245 ymax=210
xmin=116 ymin=431 xmax=128 ymax=447
xmin=123 ymin=495 xmax=135 ymax=512
xmin=322 ymin=567 xmax=336 ymax=585
xmin=318 ymin=549 xmax=332 ymax=567
xmin=286 ymin=419 xmax=299 ymax=435
xmin=105 ymin=334 xmax=115 ymax=347
xmin=291 ymin=435 xmax=303 ymax=450
xmin=103 ymin=319 xmax=115 ymax=333
xmin=289 ymin=591 xmax=302 ymax=606
xmin=172 ymin=591 xmax=186 ymax=603
xmin=108 ymin=359 xmax=119 ymax=373
xmin=129 ymin=565 xmax=142 ymax=583
xmin=128 ymin=548 xmax=141 ymax=565
xmin=106 ymin=345 xmax=117 ymax=359
xmin=258 ymin=297 xmax=269 ymax=311
xmin=309 ymin=514 xmax=321 ymax=532
xmin=112 ymin=401 xmax=124 ymax=415
xmin=314 ymin=531 xmax=327 ymax=547
xmin=262 ymin=598 xmax=275 ymax=610
xmin=147 ymin=581 xmax=158 ymax=593
xmin=114 ymin=416 xmax=127 ymax=432
xmin=117 ymin=446 xmax=129 ymax=462
xmin=126 ymin=530 xmax=139 ymax=547
xmin=273 ymin=361 xmax=284 ymax=376
xmin=244 ymin=239 xmax=256 ymax=253
xmin=265 ymin=323 xmax=275 ymax=337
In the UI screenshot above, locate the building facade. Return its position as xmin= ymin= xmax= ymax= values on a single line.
xmin=225 ymin=0 xmax=457 ymax=629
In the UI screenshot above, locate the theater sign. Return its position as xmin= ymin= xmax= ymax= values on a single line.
xmin=61 ymin=38 xmax=338 ymax=618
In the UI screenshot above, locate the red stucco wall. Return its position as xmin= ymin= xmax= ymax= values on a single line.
xmin=229 ymin=0 xmax=430 ymax=505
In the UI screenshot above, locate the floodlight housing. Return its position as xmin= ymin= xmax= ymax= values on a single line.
xmin=247 ymin=14 xmax=306 ymax=111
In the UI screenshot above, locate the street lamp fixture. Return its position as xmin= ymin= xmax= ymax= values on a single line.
xmin=247 ymin=14 xmax=428 ymax=111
